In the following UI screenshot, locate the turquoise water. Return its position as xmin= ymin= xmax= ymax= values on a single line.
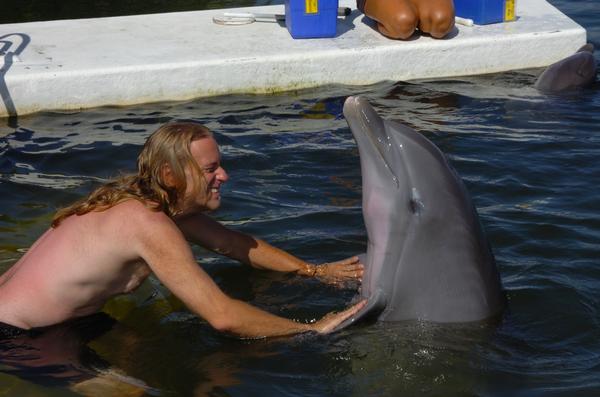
xmin=1 ymin=0 xmax=600 ymax=396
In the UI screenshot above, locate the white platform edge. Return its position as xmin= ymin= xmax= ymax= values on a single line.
xmin=0 ymin=0 xmax=587 ymax=117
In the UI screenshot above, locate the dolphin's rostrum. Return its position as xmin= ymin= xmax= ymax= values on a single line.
xmin=534 ymin=43 xmax=597 ymax=93
xmin=337 ymin=96 xmax=505 ymax=330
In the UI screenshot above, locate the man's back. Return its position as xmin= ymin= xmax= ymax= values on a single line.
xmin=0 ymin=200 xmax=155 ymax=329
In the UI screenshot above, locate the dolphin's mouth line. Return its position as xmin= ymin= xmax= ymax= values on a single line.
xmin=358 ymin=108 xmax=400 ymax=188
xmin=354 ymin=103 xmax=418 ymax=319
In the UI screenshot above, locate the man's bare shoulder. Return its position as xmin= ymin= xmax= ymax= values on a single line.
xmin=88 ymin=200 xmax=177 ymax=243
xmin=96 ymin=200 xmax=188 ymax=261
xmin=111 ymin=200 xmax=172 ymax=226
xmin=111 ymin=200 xmax=187 ymax=244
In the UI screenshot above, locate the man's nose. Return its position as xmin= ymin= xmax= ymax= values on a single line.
xmin=217 ymin=167 xmax=229 ymax=182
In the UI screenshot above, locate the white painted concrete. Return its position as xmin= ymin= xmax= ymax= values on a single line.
xmin=0 ymin=0 xmax=587 ymax=117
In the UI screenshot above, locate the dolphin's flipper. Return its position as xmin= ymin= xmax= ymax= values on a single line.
xmin=535 ymin=44 xmax=597 ymax=92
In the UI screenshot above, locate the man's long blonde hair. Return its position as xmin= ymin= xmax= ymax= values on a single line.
xmin=52 ymin=122 xmax=212 ymax=227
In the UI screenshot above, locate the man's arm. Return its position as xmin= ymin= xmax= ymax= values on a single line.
xmin=175 ymin=212 xmax=363 ymax=283
xmin=136 ymin=211 xmax=364 ymax=338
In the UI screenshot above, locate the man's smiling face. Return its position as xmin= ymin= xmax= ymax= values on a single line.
xmin=181 ymin=137 xmax=229 ymax=213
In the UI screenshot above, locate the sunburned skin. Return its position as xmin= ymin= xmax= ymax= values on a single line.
xmin=0 ymin=138 xmax=225 ymax=330
xmin=0 ymin=134 xmax=365 ymax=338
xmin=0 ymin=201 xmax=154 ymax=329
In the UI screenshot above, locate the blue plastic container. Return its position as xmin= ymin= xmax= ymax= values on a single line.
xmin=285 ymin=0 xmax=339 ymax=39
xmin=454 ymin=0 xmax=516 ymax=25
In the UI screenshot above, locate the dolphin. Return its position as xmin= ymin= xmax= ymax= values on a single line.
xmin=337 ymin=96 xmax=505 ymax=329
xmin=534 ymin=44 xmax=597 ymax=93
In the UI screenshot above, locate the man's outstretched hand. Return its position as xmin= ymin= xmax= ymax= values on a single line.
xmin=311 ymin=299 xmax=367 ymax=334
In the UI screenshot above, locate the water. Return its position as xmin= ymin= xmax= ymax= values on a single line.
xmin=0 ymin=0 xmax=273 ymax=24
xmin=1 ymin=0 xmax=599 ymax=396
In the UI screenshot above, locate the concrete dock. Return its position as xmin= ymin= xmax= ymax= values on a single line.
xmin=0 ymin=0 xmax=587 ymax=118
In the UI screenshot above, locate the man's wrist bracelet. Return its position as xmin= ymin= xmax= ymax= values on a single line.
xmin=311 ymin=264 xmax=327 ymax=277
xmin=299 ymin=263 xmax=328 ymax=277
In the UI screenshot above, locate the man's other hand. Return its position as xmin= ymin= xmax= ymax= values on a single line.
xmin=315 ymin=256 xmax=364 ymax=284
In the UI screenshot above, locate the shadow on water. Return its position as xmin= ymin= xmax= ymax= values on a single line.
xmin=0 ymin=33 xmax=30 ymax=128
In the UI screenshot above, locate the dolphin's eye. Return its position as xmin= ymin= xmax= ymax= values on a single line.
xmin=409 ymin=188 xmax=424 ymax=215
xmin=409 ymin=199 xmax=423 ymax=215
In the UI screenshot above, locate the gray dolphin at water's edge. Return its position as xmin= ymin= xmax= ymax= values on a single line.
xmin=337 ymin=96 xmax=505 ymax=330
xmin=534 ymin=44 xmax=597 ymax=93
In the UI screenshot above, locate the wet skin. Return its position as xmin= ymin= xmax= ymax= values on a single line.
xmin=0 ymin=137 xmax=364 ymax=338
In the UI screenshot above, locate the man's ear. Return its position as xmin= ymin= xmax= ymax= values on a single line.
xmin=161 ymin=164 xmax=176 ymax=187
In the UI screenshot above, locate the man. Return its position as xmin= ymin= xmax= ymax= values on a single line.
xmin=358 ymin=0 xmax=455 ymax=40
xmin=0 ymin=122 xmax=365 ymax=339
